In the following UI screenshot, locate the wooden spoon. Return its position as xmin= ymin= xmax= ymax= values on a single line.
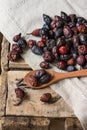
xmin=24 ymin=69 xmax=87 ymax=89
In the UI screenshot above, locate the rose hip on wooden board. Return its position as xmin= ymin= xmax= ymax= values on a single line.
xmin=40 ymin=93 xmax=52 ymax=102
xmin=8 ymin=11 xmax=87 ymax=71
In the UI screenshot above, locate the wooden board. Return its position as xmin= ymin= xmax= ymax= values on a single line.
xmin=6 ymin=71 xmax=74 ymax=117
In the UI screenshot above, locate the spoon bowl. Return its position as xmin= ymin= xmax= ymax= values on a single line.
xmin=24 ymin=69 xmax=87 ymax=89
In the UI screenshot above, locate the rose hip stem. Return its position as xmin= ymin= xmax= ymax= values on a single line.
xmin=26 ymin=29 xmax=40 ymax=37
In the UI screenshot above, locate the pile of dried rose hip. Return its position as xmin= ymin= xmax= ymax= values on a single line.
xmin=28 ymin=69 xmax=51 ymax=87
xmin=8 ymin=11 xmax=87 ymax=71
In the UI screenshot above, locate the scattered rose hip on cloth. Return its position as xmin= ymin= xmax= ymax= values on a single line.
xmin=8 ymin=12 xmax=87 ymax=71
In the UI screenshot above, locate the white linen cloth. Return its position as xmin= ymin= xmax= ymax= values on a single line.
xmin=0 ymin=0 xmax=87 ymax=129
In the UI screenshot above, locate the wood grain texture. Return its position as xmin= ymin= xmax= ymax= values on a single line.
xmin=6 ymin=71 xmax=74 ymax=117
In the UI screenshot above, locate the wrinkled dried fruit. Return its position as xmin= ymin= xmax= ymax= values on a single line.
xmin=7 ymin=51 xmax=20 ymax=61
xmin=40 ymin=93 xmax=52 ymax=102
xmin=43 ymin=51 xmax=54 ymax=62
xmin=12 ymin=44 xmax=22 ymax=53
xmin=63 ymin=26 xmax=73 ymax=38
xmin=67 ymin=65 xmax=76 ymax=72
xmin=43 ymin=14 xmax=52 ymax=25
xmin=57 ymin=60 xmax=67 ymax=70
xmin=78 ymin=45 xmax=87 ymax=55
xmin=15 ymin=88 xmax=25 ymax=99
xmin=39 ymin=73 xmax=51 ymax=84
xmin=79 ymin=34 xmax=87 ymax=45
xmin=27 ymin=40 xmax=36 ymax=48
xmin=29 ymin=29 xmax=41 ymax=37
xmin=37 ymin=41 xmax=45 ymax=48
xmin=69 ymin=14 xmax=77 ymax=22
xmin=40 ymin=61 xmax=49 ymax=69
xmin=77 ymin=24 xmax=87 ymax=33
xmin=35 ymin=69 xmax=47 ymax=79
xmin=32 ymin=45 xmax=43 ymax=55
xmin=54 ymin=28 xmax=63 ymax=39
xmin=13 ymin=33 xmax=21 ymax=42
xmin=28 ymin=75 xmax=38 ymax=86
xmin=46 ymin=39 xmax=56 ymax=51
xmin=56 ymin=37 xmax=66 ymax=47
xmin=52 ymin=46 xmax=59 ymax=60
xmin=61 ymin=11 xmax=70 ymax=22
xmin=67 ymin=58 xmax=75 ymax=65
xmin=60 ymin=54 xmax=71 ymax=61
xmin=77 ymin=55 xmax=85 ymax=65
xmin=17 ymin=38 xmax=27 ymax=48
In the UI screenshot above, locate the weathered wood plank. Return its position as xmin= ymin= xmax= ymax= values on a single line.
xmin=0 ymin=72 xmax=7 ymax=116
xmin=2 ymin=117 xmax=50 ymax=130
xmin=6 ymin=71 xmax=74 ymax=117
xmin=1 ymin=37 xmax=9 ymax=71
xmin=9 ymin=57 xmax=32 ymax=70
xmin=50 ymin=118 xmax=65 ymax=130
xmin=65 ymin=118 xmax=83 ymax=130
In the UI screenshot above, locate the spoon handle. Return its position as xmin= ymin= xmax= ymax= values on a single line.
xmin=57 ymin=69 xmax=87 ymax=80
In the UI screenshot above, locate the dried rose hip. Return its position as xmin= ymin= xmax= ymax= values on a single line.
xmin=68 ymin=22 xmax=76 ymax=28
xmin=7 ymin=50 xmax=20 ymax=61
xmin=40 ymin=93 xmax=52 ymax=102
xmin=17 ymin=38 xmax=27 ymax=48
xmin=85 ymin=55 xmax=87 ymax=61
xmin=67 ymin=65 xmax=76 ymax=72
xmin=57 ymin=60 xmax=67 ymax=70
xmin=41 ymin=37 xmax=47 ymax=43
xmin=13 ymin=33 xmax=21 ymax=42
xmin=52 ymin=46 xmax=59 ymax=60
xmin=73 ymin=35 xmax=80 ymax=49
xmin=78 ymin=45 xmax=87 ymax=55
xmin=67 ymin=58 xmax=75 ymax=65
xmin=59 ymin=46 xmax=69 ymax=54
xmin=12 ymin=44 xmax=22 ymax=53
xmin=54 ymin=15 xmax=62 ymax=21
xmin=37 ymin=41 xmax=45 ymax=48
xmin=15 ymin=88 xmax=25 ymax=99
xmin=27 ymin=40 xmax=36 ymax=48
xmin=71 ymin=27 xmax=78 ymax=35
xmin=35 ymin=69 xmax=47 ymax=79
xmin=28 ymin=75 xmax=38 ymax=87
xmin=32 ymin=45 xmax=43 ymax=55
xmin=40 ymin=61 xmax=49 ymax=69
xmin=61 ymin=11 xmax=70 ymax=22
xmin=69 ymin=14 xmax=77 ymax=23
xmin=77 ymin=24 xmax=87 ymax=33
xmin=77 ymin=17 xmax=86 ymax=24
xmin=43 ymin=14 xmax=52 ymax=25
xmin=39 ymin=73 xmax=51 ymax=84
xmin=54 ymin=28 xmax=63 ymax=39
xmin=28 ymin=29 xmax=41 ymax=37
xmin=51 ymin=20 xmax=57 ymax=29
xmin=79 ymin=34 xmax=87 ymax=45
xmin=43 ymin=51 xmax=54 ymax=62
xmin=56 ymin=37 xmax=66 ymax=47
xmin=60 ymin=54 xmax=71 ymax=61
xmin=63 ymin=26 xmax=73 ymax=38
xmin=77 ymin=55 xmax=85 ymax=65
xmin=46 ymin=39 xmax=56 ymax=51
